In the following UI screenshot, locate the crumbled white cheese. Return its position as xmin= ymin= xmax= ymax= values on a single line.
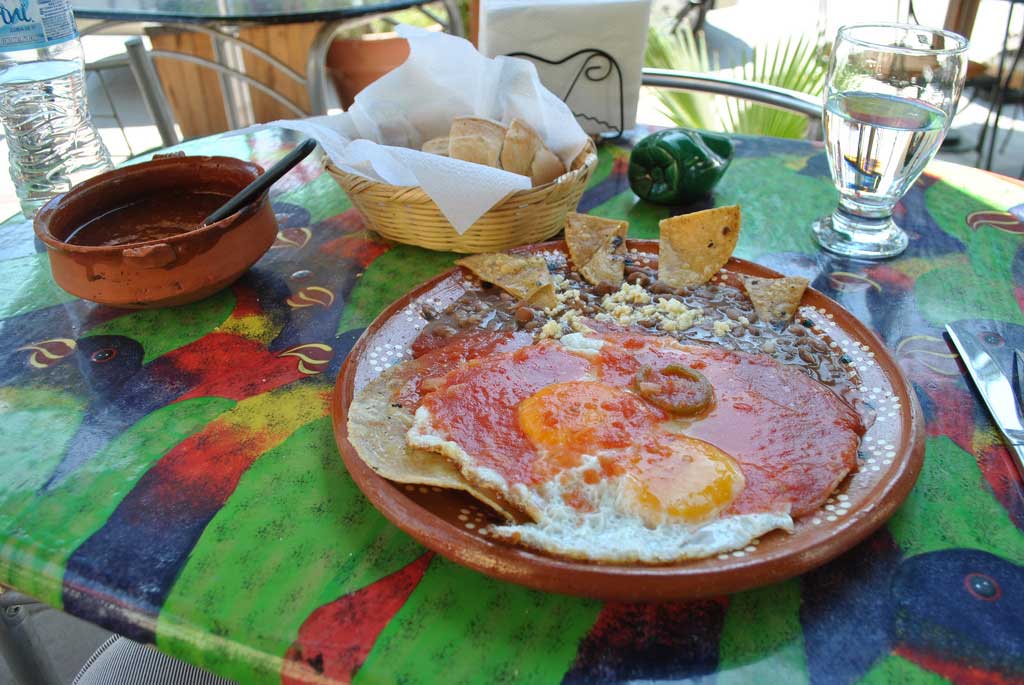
xmin=601 ymin=282 xmax=651 ymax=309
xmin=560 ymin=310 xmax=594 ymax=334
xmin=609 ymin=304 xmax=633 ymax=321
xmin=588 ymin=282 xmax=702 ymax=334
xmin=676 ymin=309 xmax=703 ymax=330
xmin=738 ymin=316 xmax=750 ymax=326
xmin=713 ymin=320 xmax=731 ymax=337
xmin=539 ymin=319 xmax=564 ymax=339
xmin=544 ymin=303 xmax=566 ymax=317
xmin=659 ymin=297 xmax=687 ymax=315
xmin=554 ymin=283 xmax=581 ymax=306
xmin=560 ymin=332 xmax=604 ymax=352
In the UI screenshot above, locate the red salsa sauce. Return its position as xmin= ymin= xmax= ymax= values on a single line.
xmin=415 ymin=332 xmax=863 ymax=519
xmin=417 ymin=343 xmax=591 ymax=485
xmin=591 ymin=334 xmax=864 ymax=517
xmin=397 ymin=330 xmax=533 ymax=409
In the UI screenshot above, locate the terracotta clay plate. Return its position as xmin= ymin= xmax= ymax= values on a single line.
xmin=331 ymin=240 xmax=925 ymax=601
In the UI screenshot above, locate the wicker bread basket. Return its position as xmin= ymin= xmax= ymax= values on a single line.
xmin=326 ymin=139 xmax=598 ymax=253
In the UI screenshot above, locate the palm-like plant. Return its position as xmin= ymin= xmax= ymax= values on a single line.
xmin=645 ymin=27 xmax=718 ymax=130
xmin=645 ymin=26 xmax=828 ymax=139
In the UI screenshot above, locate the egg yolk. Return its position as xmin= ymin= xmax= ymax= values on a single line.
xmin=623 ymin=434 xmax=744 ymax=526
xmin=516 ymin=381 xmax=662 ymax=480
xmin=516 ymin=380 xmax=744 ymax=524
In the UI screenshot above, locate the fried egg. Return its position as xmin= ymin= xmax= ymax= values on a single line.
xmin=406 ymin=332 xmax=863 ymax=563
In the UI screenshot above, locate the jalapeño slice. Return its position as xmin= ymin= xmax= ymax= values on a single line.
xmin=634 ymin=363 xmax=714 ymax=416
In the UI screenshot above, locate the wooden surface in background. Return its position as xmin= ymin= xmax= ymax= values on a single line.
xmin=147 ymin=28 xmax=229 ymax=139
xmin=944 ymin=0 xmax=981 ymax=38
xmin=470 ymin=0 xmax=479 ymax=45
xmin=147 ymin=23 xmax=315 ymax=139
xmin=239 ymin=22 xmax=316 ymax=123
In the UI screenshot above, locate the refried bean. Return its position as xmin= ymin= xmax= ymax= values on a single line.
xmin=415 ymin=249 xmax=865 ymax=417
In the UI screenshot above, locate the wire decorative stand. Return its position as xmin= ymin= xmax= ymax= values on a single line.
xmin=506 ymin=48 xmax=625 ymax=138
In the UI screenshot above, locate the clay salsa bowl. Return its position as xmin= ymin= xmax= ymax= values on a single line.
xmin=34 ymin=154 xmax=278 ymax=309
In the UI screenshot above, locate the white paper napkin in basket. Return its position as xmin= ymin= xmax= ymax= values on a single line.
xmin=246 ymin=25 xmax=589 ymax=234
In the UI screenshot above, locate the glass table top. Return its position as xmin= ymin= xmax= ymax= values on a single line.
xmin=72 ymin=0 xmax=430 ymax=24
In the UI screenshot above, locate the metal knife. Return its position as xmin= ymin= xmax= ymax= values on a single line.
xmin=946 ymin=320 xmax=1024 ymax=479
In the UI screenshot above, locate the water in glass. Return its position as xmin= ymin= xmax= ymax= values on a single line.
xmin=812 ymin=23 xmax=967 ymax=259
xmin=825 ymin=92 xmax=947 ymax=214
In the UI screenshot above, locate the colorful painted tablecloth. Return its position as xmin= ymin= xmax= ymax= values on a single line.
xmin=1 ymin=127 xmax=1023 ymax=685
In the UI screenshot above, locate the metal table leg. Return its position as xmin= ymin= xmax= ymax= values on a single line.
xmin=125 ymin=37 xmax=181 ymax=147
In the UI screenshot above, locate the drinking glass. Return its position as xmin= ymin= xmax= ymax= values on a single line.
xmin=812 ymin=23 xmax=968 ymax=259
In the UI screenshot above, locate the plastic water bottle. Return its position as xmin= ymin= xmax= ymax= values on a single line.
xmin=0 ymin=0 xmax=111 ymax=216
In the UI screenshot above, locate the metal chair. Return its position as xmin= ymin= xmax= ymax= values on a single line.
xmin=0 ymin=589 xmax=63 ymax=685
xmin=83 ymin=52 xmax=155 ymax=158
xmin=87 ymin=1 xmax=464 ymax=135
xmin=641 ymin=67 xmax=823 ymax=139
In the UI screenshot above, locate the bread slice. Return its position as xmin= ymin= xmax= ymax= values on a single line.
xmin=530 ymin=146 xmax=566 ymax=186
xmin=448 ymin=117 xmax=507 ymax=168
xmin=500 ymin=119 xmax=543 ymax=176
xmin=421 ymin=136 xmax=450 ymax=156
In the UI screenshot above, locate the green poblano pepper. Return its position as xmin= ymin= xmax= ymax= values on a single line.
xmin=628 ymin=128 xmax=734 ymax=205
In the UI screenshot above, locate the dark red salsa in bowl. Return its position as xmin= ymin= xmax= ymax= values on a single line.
xmin=34 ymin=154 xmax=277 ymax=309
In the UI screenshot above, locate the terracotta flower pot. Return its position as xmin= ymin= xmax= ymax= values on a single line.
xmin=326 ymin=32 xmax=411 ymax=109
xmin=34 ymin=155 xmax=278 ymax=309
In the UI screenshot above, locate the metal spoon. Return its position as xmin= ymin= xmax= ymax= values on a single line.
xmin=203 ymin=138 xmax=318 ymax=226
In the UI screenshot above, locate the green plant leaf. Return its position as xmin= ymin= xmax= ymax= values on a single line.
xmin=644 ymin=25 xmax=722 ymax=131
xmin=645 ymin=26 xmax=827 ymax=139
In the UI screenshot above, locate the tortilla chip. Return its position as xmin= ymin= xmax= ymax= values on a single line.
xmin=564 ymin=212 xmax=628 ymax=286
xmin=658 ymin=206 xmax=741 ymax=287
xmin=526 ymin=283 xmax=558 ymax=310
xmin=347 ymin=361 xmax=519 ymax=521
xmin=455 ymin=253 xmax=557 ymax=309
xmin=741 ymin=275 xmax=809 ymax=324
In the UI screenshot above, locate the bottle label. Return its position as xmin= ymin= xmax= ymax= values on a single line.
xmin=0 ymin=0 xmax=78 ymax=51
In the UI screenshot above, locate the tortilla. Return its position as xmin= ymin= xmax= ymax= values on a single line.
xmin=564 ymin=212 xmax=628 ymax=286
xmin=741 ymin=275 xmax=809 ymax=324
xmin=456 ymin=253 xmax=557 ymax=309
xmin=346 ymin=361 xmax=518 ymax=521
xmin=658 ymin=206 xmax=741 ymax=287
